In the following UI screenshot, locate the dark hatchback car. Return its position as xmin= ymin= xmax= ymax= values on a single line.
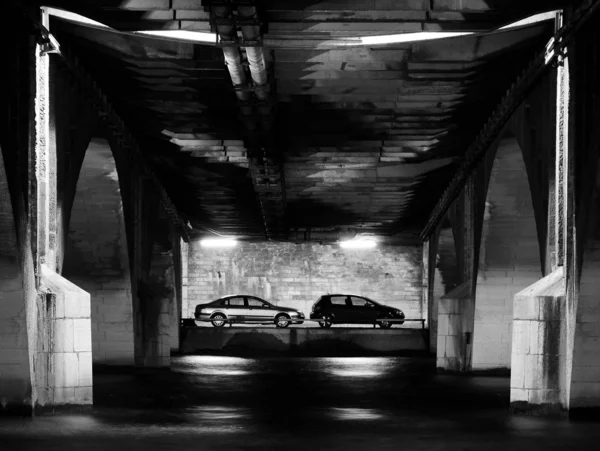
xmin=309 ymin=294 xmax=405 ymax=328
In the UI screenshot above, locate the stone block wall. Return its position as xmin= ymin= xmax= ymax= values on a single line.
xmin=62 ymin=140 xmax=134 ymax=365
xmin=186 ymin=241 xmax=423 ymax=321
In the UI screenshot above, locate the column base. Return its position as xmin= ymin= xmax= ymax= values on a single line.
xmin=510 ymin=401 xmax=567 ymax=417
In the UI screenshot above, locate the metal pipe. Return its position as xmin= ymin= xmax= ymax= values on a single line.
xmin=213 ymin=6 xmax=250 ymax=102
xmin=238 ymin=6 xmax=269 ymax=100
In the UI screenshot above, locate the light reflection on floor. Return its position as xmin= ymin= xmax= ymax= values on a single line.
xmin=1 ymin=355 xmax=599 ymax=450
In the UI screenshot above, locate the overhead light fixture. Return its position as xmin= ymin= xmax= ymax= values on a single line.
xmin=200 ymin=238 xmax=238 ymax=248
xmin=499 ymin=10 xmax=558 ymax=30
xmin=360 ymin=31 xmax=473 ymax=46
xmin=339 ymin=238 xmax=377 ymax=249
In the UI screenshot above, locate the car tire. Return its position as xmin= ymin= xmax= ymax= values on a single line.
xmin=211 ymin=313 xmax=227 ymax=328
xmin=378 ymin=313 xmax=394 ymax=329
xmin=318 ymin=314 xmax=333 ymax=328
xmin=275 ymin=314 xmax=290 ymax=328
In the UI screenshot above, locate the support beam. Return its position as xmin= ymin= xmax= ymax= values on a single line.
xmin=420 ymin=1 xmax=600 ymax=241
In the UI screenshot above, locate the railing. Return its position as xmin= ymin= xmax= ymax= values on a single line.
xmin=184 ymin=318 xmax=426 ymax=329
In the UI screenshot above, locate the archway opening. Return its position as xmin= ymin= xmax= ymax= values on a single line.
xmin=62 ymin=138 xmax=134 ymax=365
xmin=473 ymin=137 xmax=542 ymax=371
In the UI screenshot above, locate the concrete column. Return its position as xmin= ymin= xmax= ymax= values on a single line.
xmin=510 ymin=268 xmax=566 ymax=414
xmin=37 ymin=266 xmax=93 ymax=405
xmin=436 ymin=178 xmax=476 ymax=372
xmin=134 ymin=199 xmax=174 ymax=368
xmin=436 ymin=281 xmax=474 ymax=372
xmin=509 ymin=14 xmax=581 ymax=413
xmin=32 ymin=20 xmax=93 ymax=406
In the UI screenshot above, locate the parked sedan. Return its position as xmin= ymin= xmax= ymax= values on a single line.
xmin=309 ymin=294 xmax=405 ymax=328
xmin=195 ymin=295 xmax=305 ymax=328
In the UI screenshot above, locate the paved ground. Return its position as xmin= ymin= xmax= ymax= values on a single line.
xmin=1 ymin=355 xmax=600 ymax=450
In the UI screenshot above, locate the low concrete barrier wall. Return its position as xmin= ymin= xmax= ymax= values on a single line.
xmin=180 ymin=327 xmax=429 ymax=355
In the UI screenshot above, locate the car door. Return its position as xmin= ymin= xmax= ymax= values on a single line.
xmin=225 ymin=296 xmax=246 ymax=322
xmin=246 ymin=297 xmax=274 ymax=321
xmin=350 ymin=296 xmax=378 ymax=324
xmin=329 ymin=295 xmax=351 ymax=323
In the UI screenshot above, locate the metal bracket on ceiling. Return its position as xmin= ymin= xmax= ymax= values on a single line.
xmin=38 ymin=31 xmax=61 ymax=56
xmin=217 ymin=36 xmax=263 ymax=47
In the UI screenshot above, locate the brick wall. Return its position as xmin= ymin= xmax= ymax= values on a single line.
xmin=62 ymin=139 xmax=134 ymax=365
xmin=473 ymin=138 xmax=542 ymax=370
xmin=186 ymin=241 xmax=423 ymax=322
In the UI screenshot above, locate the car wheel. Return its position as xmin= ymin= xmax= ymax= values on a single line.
xmin=318 ymin=314 xmax=333 ymax=328
xmin=275 ymin=314 xmax=291 ymax=328
xmin=378 ymin=313 xmax=393 ymax=329
xmin=211 ymin=313 xmax=227 ymax=328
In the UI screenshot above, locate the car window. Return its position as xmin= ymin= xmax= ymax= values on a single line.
xmin=216 ymin=299 xmax=228 ymax=306
xmin=350 ymin=296 xmax=371 ymax=307
xmin=248 ymin=298 xmax=268 ymax=307
xmin=227 ymin=297 xmax=245 ymax=307
xmin=330 ymin=296 xmax=347 ymax=306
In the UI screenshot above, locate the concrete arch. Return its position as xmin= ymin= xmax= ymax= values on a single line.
xmin=62 ymin=138 xmax=134 ymax=365
xmin=472 ymin=137 xmax=543 ymax=371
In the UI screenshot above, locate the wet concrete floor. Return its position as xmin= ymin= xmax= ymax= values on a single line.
xmin=1 ymin=355 xmax=600 ymax=450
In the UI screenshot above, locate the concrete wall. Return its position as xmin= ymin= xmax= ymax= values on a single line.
xmin=62 ymin=139 xmax=134 ymax=365
xmin=571 ymin=211 xmax=600 ymax=408
xmin=473 ymin=139 xmax=542 ymax=370
xmin=187 ymin=241 xmax=423 ymax=321
xmin=0 ymin=145 xmax=31 ymax=408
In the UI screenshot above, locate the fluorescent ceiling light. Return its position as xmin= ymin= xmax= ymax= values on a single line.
xmin=134 ymin=30 xmax=217 ymax=44
xmin=339 ymin=238 xmax=377 ymax=249
xmin=200 ymin=238 xmax=238 ymax=248
xmin=499 ymin=11 xmax=558 ymax=30
xmin=360 ymin=31 xmax=473 ymax=46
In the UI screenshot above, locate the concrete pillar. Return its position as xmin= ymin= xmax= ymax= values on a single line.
xmin=37 ymin=266 xmax=93 ymax=405
xmin=32 ymin=23 xmax=92 ymax=406
xmin=436 ymin=178 xmax=476 ymax=372
xmin=436 ymin=281 xmax=474 ymax=372
xmin=510 ymin=268 xmax=566 ymax=414
xmin=134 ymin=197 xmax=175 ymax=368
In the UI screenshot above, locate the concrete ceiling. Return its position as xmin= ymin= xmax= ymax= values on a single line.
xmin=41 ymin=0 xmax=568 ymax=243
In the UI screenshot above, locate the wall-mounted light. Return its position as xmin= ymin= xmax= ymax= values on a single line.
xmin=200 ymin=238 xmax=238 ymax=248
xmin=339 ymin=238 xmax=377 ymax=249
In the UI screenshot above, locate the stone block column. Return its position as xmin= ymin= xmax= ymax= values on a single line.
xmin=37 ymin=265 xmax=93 ymax=406
xmin=436 ymin=281 xmax=474 ymax=372
xmin=510 ymin=268 xmax=567 ymax=414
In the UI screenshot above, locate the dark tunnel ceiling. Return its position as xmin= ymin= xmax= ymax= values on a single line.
xmin=42 ymin=0 xmax=567 ymax=243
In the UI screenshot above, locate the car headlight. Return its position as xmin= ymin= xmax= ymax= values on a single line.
xmin=395 ymin=310 xmax=404 ymax=317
